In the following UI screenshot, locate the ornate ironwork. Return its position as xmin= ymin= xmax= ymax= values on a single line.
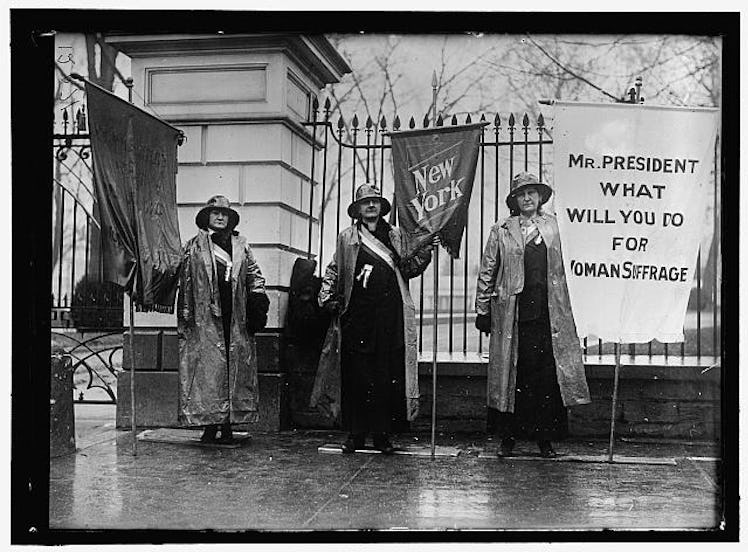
xmin=52 ymin=331 xmax=122 ymax=404
xmin=54 ymin=134 xmax=91 ymax=162
xmin=53 ymin=101 xmax=123 ymax=404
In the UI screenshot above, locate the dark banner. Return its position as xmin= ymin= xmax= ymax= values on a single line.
xmin=86 ymin=82 xmax=182 ymax=313
xmin=390 ymin=123 xmax=485 ymax=259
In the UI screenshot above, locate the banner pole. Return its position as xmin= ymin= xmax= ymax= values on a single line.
xmin=431 ymin=247 xmax=439 ymax=459
xmin=129 ymin=296 xmax=137 ymax=456
xmin=429 ymin=70 xmax=439 ymax=460
xmin=123 ymin=76 xmax=138 ymax=457
xmin=607 ymin=341 xmax=621 ymax=462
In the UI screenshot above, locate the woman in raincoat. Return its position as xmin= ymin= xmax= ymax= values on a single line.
xmin=310 ymin=184 xmax=433 ymax=453
xmin=475 ymin=173 xmax=590 ymax=458
xmin=177 ymin=195 xmax=269 ymax=443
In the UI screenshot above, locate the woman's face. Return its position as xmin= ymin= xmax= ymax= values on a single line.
xmin=516 ymin=187 xmax=540 ymax=216
xmin=208 ymin=209 xmax=229 ymax=231
xmin=358 ymin=198 xmax=382 ymax=220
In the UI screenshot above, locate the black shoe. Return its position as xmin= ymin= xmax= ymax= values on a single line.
xmin=500 ymin=437 xmax=515 ymax=457
xmin=200 ymin=425 xmax=218 ymax=443
xmin=538 ymin=440 xmax=557 ymax=458
xmin=373 ymin=434 xmax=395 ymax=455
xmin=342 ymin=434 xmax=365 ymax=454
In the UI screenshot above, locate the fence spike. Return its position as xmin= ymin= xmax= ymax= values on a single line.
xmin=352 ymin=114 xmax=359 ymax=129
xmin=465 ymin=114 xmax=472 ymax=124
xmin=394 ymin=115 xmax=401 ymax=130
xmin=436 ymin=114 xmax=444 ymax=126
xmin=380 ymin=115 xmax=387 ymax=129
xmin=423 ymin=115 xmax=429 ymax=128
xmin=508 ymin=113 xmax=516 ymax=127
xmin=409 ymin=116 xmax=416 ymax=129
xmin=79 ymin=104 xmax=87 ymax=132
xmin=451 ymin=114 xmax=458 ymax=125
xmin=522 ymin=113 xmax=530 ymax=128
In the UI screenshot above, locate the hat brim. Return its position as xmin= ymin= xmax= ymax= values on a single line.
xmin=196 ymin=206 xmax=240 ymax=230
xmin=347 ymin=196 xmax=392 ymax=219
xmin=506 ymin=182 xmax=553 ymax=211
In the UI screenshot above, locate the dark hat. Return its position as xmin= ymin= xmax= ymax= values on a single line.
xmin=347 ymin=184 xmax=392 ymax=219
xmin=195 ymin=195 xmax=240 ymax=230
xmin=505 ymin=172 xmax=553 ymax=212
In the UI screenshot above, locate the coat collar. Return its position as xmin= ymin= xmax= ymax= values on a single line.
xmin=197 ymin=230 xmax=215 ymax=288
xmin=501 ymin=213 xmax=554 ymax=247
xmin=345 ymin=224 xmax=361 ymax=246
xmin=346 ymin=219 xmax=388 ymax=245
xmin=197 ymin=230 xmax=245 ymax=285
xmin=501 ymin=216 xmax=524 ymax=248
xmin=346 ymin=220 xmax=402 ymax=256
xmin=230 ymin=234 xmax=244 ymax=283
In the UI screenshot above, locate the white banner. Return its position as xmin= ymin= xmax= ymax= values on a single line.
xmin=552 ymin=101 xmax=718 ymax=344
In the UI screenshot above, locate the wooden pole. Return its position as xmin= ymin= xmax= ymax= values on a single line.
xmin=125 ymin=76 xmax=138 ymax=456
xmin=129 ymin=296 xmax=137 ymax=456
xmin=431 ymin=248 xmax=439 ymax=459
xmin=430 ymin=71 xmax=439 ymax=460
xmin=607 ymin=342 xmax=621 ymax=462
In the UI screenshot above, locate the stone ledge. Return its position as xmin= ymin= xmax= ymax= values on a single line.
xmin=415 ymin=358 xmax=721 ymax=441
xmin=418 ymin=355 xmax=721 ymax=381
xmin=117 ymin=371 xmax=289 ymax=432
xmin=123 ymin=329 xmax=285 ymax=373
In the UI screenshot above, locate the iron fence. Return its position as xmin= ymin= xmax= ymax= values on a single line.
xmin=303 ymin=99 xmax=721 ymax=362
xmin=53 ymin=104 xmax=122 ymax=404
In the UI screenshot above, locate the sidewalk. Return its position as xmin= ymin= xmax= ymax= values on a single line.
xmin=48 ymin=405 xmax=722 ymax=532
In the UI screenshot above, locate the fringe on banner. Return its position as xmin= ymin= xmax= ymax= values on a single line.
xmin=136 ymin=304 xmax=176 ymax=314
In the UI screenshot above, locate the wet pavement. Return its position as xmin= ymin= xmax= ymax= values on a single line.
xmin=49 ymin=406 xmax=722 ymax=531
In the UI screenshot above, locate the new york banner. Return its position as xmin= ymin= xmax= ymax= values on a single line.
xmin=390 ymin=123 xmax=486 ymax=259
xmin=87 ymin=82 xmax=182 ymax=313
xmin=552 ymin=101 xmax=719 ymax=343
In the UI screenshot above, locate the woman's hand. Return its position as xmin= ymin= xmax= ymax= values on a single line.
xmin=424 ymin=234 xmax=440 ymax=250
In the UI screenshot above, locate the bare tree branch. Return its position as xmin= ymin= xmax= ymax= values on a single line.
xmin=525 ymin=34 xmax=623 ymax=102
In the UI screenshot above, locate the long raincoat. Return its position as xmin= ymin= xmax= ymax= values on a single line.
xmin=310 ymin=222 xmax=432 ymax=423
xmin=177 ymin=230 xmax=266 ymax=426
xmin=475 ymin=212 xmax=591 ymax=412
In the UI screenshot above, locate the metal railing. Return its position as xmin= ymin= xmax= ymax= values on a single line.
xmin=303 ymin=100 xmax=721 ymax=362
xmin=53 ymin=104 xmax=122 ymax=404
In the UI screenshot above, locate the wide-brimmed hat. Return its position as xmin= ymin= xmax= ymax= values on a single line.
xmin=195 ymin=195 xmax=240 ymax=230
xmin=347 ymin=184 xmax=391 ymax=219
xmin=505 ymin=172 xmax=553 ymax=212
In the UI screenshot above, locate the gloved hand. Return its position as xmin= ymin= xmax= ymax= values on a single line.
xmin=323 ymin=299 xmax=342 ymax=316
xmin=475 ymin=313 xmax=492 ymax=335
xmin=421 ymin=234 xmax=440 ymax=251
xmin=247 ymin=292 xmax=270 ymax=333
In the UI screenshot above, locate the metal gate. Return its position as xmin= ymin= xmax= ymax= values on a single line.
xmin=302 ymin=98 xmax=721 ymax=362
xmin=52 ymin=105 xmax=121 ymax=404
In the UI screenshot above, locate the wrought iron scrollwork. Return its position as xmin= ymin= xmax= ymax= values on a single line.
xmin=54 ymin=136 xmax=91 ymax=163
xmin=52 ymin=331 xmax=122 ymax=404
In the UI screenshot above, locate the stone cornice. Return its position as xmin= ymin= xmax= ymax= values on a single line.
xmin=105 ymin=33 xmax=351 ymax=86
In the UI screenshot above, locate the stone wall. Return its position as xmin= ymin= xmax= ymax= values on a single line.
xmin=414 ymin=361 xmax=721 ymax=441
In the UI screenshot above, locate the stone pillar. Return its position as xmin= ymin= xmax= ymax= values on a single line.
xmin=109 ymin=33 xmax=350 ymax=430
